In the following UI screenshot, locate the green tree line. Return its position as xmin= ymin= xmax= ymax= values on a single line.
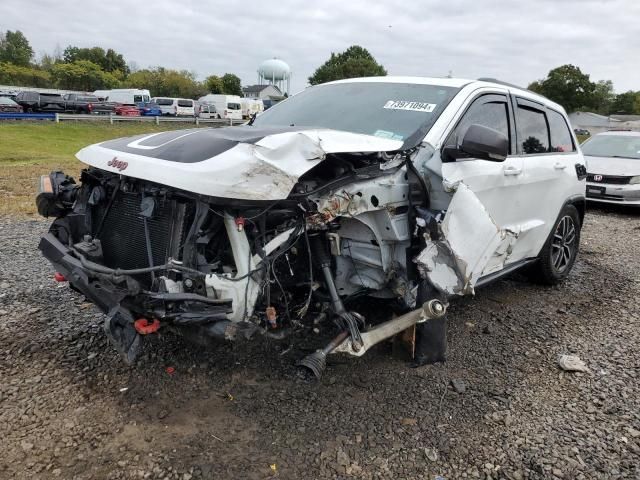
xmin=0 ymin=30 xmax=243 ymax=98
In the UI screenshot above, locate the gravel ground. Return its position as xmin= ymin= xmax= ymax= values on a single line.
xmin=1 ymin=206 xmax=639 ymax=480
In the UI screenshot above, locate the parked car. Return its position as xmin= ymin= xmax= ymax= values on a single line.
xmin=197 ymin=104 xmax=217 ymax=119
xmin=0 ymin=96 xmax=23 ymax=113
xmin=150 ymin=97 xmax=175 ymax=116
xmin=62 ymin=93 xmax=114 ymax=114
xmin=14 ymin=92 xmax=65 ymax=112
xmin=574 ymin=128 xmax=590 ymax=137
xmin=583 ymin=130 xmax=640 ymax=206
xmin=197 ymin=94 xmax=242 ymax=120
xmin=95 ymin=89 xmax=151 ymax=105
xmin=240 ymin=98 xmax=264 ymax=118
xmin=149 ymin=97 xmax=196 ymax=116
xmin=114 ymin=104 xmax=140 ymax=116
xmin=138 ymin=101 xmax=162 ymax=116
xmin=36 ymin=77 xmax=586 ymax=377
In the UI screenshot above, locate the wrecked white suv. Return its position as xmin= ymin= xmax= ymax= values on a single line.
xmin=37 ymin=77 xmax=586 ymax=377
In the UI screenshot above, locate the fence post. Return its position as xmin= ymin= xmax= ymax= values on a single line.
xmin=54 ymin=113 xmax=59 ymax=124
xmin=155 ymin=116 xmax=159 ymax=125
xmin=195 ymin=116 xmax=199 ymax=126
xmin=229 ymin=118 xmax=233 ymax=126
xmin=109 ymin=113 xmax=114 ymax=125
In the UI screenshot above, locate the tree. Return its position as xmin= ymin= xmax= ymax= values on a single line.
xmin=0 ymin=30 xmax=34 ymax=66
xmin=204 ymin=75 xmax=224 ymax=94
xmin=62 ymin=45 xmax=128 ymax=74
xmin=125 ymin=67 xmax=205 ymax=98
xmin=50 ymin=60 xmax=120 ymax=91
xmin=528 ymin=65 xmax=595 ymax=113
xmin=591 ymin=80 xmax=615 ymax=114
xmin=308 ymin=45 xmax=386 ymax=85
xmin=0 ymin=62 xmax=50 ymax=87
xmin=221 ymin=73 xmax=242 ymax=95
xmin=609 ymin=91 xmax=640 ymax=115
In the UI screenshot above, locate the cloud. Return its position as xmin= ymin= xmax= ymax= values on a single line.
xmin=1 ymin=0 xmax=638 ymax=93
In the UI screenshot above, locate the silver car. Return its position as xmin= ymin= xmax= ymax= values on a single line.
xmin=583 ymin=131 xmax=640 ymax=206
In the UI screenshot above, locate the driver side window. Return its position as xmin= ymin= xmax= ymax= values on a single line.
xmin=445 ymin=94 xmax=511 ymax=153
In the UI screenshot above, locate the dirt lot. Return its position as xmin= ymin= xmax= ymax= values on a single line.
xmin=1 ymin=205 xmax=639 ymax=480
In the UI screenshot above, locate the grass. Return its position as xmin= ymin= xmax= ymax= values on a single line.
xmin=0 ymin=121 xmax=203 ymax=216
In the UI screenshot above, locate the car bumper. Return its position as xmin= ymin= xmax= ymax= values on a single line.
xmin=586 ymin=181 xmax=640 ymax=205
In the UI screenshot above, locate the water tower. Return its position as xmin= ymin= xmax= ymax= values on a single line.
xmin=258 ymin=58 xmax=291 ymax=95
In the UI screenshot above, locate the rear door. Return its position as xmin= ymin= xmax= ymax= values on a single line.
xmin=508 ymin=98 xmax=581 ymax=260
xmin=440 ymin=92 xmax=532 ymax=273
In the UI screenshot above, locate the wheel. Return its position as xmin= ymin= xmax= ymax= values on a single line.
xmin=529 ymin=204 xmax=581 ymax=285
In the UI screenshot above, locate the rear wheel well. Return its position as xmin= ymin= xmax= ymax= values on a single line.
xmin=568 ymin=196 xmax=585 ymax=226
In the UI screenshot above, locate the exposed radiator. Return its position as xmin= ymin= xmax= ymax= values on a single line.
xmin=92 ymin=192 xmax=193 ymax=272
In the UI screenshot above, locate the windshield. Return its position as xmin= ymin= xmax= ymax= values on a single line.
xmin=252 ymin=82 xmax=460 ymax=145
xmin=581 ymin=134 xmax=640 ymax=160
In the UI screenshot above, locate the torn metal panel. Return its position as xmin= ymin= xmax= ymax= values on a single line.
xmin=417 ymin=182 xmax=518 ymax=295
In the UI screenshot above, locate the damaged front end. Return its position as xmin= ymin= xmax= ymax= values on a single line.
xmin=36 ymin=125 xmax=466 ymax=375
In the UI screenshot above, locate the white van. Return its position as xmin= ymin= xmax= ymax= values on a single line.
xmin=197 ymin=94 xmax=243 ymax=120
xmin=240 ymin=98 xmax=264 ymax=118
xmin=95 ymin=89 xmax=151 ymax=105
xmin=151 ymin=98 xmax=195 ymax=116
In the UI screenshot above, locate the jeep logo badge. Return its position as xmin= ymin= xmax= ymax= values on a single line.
xmin=107 ymin=157 xmax=128 ymax=171
xmin=593 ymin=174 xmax=603 ymax=182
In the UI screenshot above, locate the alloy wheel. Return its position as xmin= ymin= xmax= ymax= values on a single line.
xmin=551 ymin=215 xmax=576 ymax=273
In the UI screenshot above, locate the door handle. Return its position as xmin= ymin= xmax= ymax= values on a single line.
xmin=503 ymin=166 xmax=522 ymax=176
xmin=554 ymin=163 xmax=567 ymax=170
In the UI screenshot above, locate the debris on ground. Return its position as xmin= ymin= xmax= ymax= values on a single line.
xmin=557 ymin=354 xmax=591 ymax=373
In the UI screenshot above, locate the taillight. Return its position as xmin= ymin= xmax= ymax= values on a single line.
xmin=88 ymin=103 xmax=93 ymax=112
xmin=224 ymin=110 xmax=228 ymax=116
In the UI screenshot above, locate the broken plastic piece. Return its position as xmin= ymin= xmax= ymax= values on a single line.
xmin=165 ymin=366 xmax=175 ymax=375
xmin=134 ymin=318 xmax=161 ymax=335
xmin=54 ymin=272 xmax=67 ymax=282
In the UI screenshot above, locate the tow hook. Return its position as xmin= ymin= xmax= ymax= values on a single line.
xmin=134 ymin=318 xmax=161 ymax=335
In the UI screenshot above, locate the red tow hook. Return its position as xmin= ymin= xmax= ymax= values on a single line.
xmin=54 ymin=272 xmax=67 ymax=282
xmin=134 ymin=318 xmax=161 ymax=335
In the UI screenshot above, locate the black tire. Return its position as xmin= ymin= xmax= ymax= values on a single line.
xmin=529 ymin=204 xmax=581 ymax=285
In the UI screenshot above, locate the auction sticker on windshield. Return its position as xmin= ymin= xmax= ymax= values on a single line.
xmin=383 ymin=100 xmax=437 ymax=112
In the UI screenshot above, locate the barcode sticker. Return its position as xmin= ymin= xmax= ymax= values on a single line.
xmin=383 ymin=100 xmax=437 ymax=112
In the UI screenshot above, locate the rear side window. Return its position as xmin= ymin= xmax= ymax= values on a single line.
xmin=446 ymin=94 xmax=510 ymax=151
xmin=516 ymin=106 xmax=549 ymax=154
xmin=547 ymin=109 xmax=575 ymax=152
xmin=178 ymin=100 xmax=193 ymax=107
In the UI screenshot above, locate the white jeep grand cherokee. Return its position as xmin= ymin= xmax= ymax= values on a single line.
xmin=37 ymin=77 xmax=586 ymax=377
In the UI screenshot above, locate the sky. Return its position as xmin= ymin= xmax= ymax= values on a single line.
xmin=1 ymin=0 xmax=639 ymax=94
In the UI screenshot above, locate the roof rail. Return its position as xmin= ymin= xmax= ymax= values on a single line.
xmin=477 ymin=77 xmax=527 ymax=90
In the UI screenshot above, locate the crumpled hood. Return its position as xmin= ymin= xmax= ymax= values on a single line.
xmin=76 ymin=126 xmax=404 ymax=200
xmin=585 ymin=155 xmax=640 ymax=177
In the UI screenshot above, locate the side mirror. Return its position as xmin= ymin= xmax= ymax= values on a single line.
xmin=442 ymin=124 xmax=509 ymax=162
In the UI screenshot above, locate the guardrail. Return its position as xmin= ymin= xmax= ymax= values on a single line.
xmin=0 ymin=113 xmax=56 ymax=120
xmin=0 ymin=112 xmax=238 ymax=126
